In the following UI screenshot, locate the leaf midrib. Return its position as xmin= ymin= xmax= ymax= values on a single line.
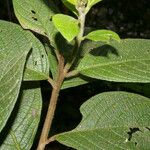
xmin=78 ymin=58 xmax=150 ymax=71
xmin=61 ymin=125 xmax=148 ymax=133
xmin=10 ymin=130 xmax=21 ymax=150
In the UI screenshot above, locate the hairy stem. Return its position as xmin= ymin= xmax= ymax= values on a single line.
xmin=37 ymin=3 xmax=87 ymax=150
xmin=37 ymin=55 xmax=66 ymax=150
xmin=77 ymin=12 xmax=86 ymax=47
xmin=64 ymin=7 xmax=86 ymax=72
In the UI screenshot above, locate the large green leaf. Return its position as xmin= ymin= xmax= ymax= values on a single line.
xmin=0 ymin=83 xmax=42 ymax=150
xmin=0 ymin=21 xmax=31 ymax=132
xmin=78 ymin=39 xmax=150 ymax=82
xmin=13 ymin=0 xmax=59 ymax=45
xmin=24 ymin=32 xmax=49 ymax=81
xmin=56 ymin=92 xmax=150 ymax=150
xmin=52 ymin=14 xmax=79 ymax=42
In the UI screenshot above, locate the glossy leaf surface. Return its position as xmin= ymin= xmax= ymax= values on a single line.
xmin=52 ymin=14 xmax=79 ymax=42
xmin=85 ymin=30 xmax=120 ymax=42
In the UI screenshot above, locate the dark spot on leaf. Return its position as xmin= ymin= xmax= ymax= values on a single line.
xmin=49 ymin=17 xmax=52 ymax=21
xmin=31 ymin=10 xmax=36 ymax=14
xmin=0 ymin=30 xmax=2 ymax=32
xmin=90 ymin=44 xmax=119 ymax=57
xmin=34 ymin=61 xmax=37 ymax=65
xmin=32 ymin=16 xmax=38 ymax=21
xmin=135 ymin=142 xmax=137 ymax=146
xmin=127 ymin=127 xmax=140 ymax=141
xmin=41 ymin=54 xmax=44 ymax=58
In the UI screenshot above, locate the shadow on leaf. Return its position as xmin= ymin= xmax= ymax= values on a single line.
xmin=90 ymin=44 xmax=119 ymax=57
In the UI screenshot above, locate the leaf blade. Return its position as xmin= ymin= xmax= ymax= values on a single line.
xmin=0 ymin=21 xmax=31 ymax=132
xmin=13 ymin=0 xmax=58 ymax=45
xmin=45 ymin=43 xmax=58 ymax=79
xmin=61 ymin=76 xmax=90 ymax=89
xmin=87 ymin=0 xmax=103 ymax=8
xmin=78 ymin=39 xmax=150 ymax=82
xmin=24 ymin=32 xmax=49 ymax=81
xmin=61 ymin=0 xmax=77 ymax=14
xmin=0 ymin=83 xmax=42 ymax=150
xmin=56 ymin=92 xmax=150 ymax=150
xmin=85 ymin=30 xmax=120 ymax=42
xmin=52 ymin=14 xmax=79 ymax=42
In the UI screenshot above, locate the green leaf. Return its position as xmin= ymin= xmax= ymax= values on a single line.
xmin=64 ymin=0 xmax=77 ymax=5
xmin=87 ymin=0 xmax=103 ymax=8
xmin=80 ymin=40 xmax=104 ymax=56
xmin=0 ymin=83 xmax=42 ymax=150
xmin=61 ymin=0 xmax=77 ymax=14
xmin=13 ymin=0 xmax=59 ymax=45
xmin=45 ymin=43 xmax=58 ymax=79
xmin=62 ymin=75 xmax=90 ymax=89
xmin=78 ymin=39 xmax=150 ymax=83
xmin=24 ymin=69 xmax=49 ymax=81
xmin=0 ymin=21 xmax=31 ymax=132
xmin=52 ymin=14 xmax=79 ymax=42
xmin=24 ymin=32 xmax=49 ymax=81
xmin=56 ymin=92 xmax=150 ymax=150
xmin=85 ymin=30 xmax=120 ymax=42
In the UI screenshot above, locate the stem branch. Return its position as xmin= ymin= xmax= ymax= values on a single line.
xmin=37 ymin=2 xmax=87 ymax=149
xmin=37 ymin=55 xmax=65 ymax=150
xmin=64 ymin=5 xmax=86 ymax=72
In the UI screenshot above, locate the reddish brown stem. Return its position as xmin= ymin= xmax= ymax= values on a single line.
xmin=37 ymin=55 xmax=66 ymax=150
xmin=37 ymin=3 xmax=87 ymax=149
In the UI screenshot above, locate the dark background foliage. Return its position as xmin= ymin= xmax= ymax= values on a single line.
xmin=0 ymin=0 xmax=150 ymax=149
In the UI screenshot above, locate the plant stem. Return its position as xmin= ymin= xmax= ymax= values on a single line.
xmin=77 ymin=13 xmax=86 ymax=47
xmin=37 ymin=55 xmax=66 ymax=150
xmin=64 ymin=7 xmax=86 ymax=72
xmin=37 ymin=3 xmax=87 ymax=150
